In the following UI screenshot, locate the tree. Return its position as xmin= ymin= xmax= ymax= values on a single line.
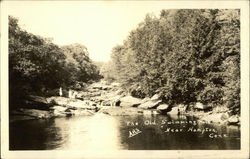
xmin=109 ymin=9 xmax=240 ymax=114
xmin=9 ymin=16 xmax=101 ymax=109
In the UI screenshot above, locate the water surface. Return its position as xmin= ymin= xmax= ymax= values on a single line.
xmin=9 ymin=114 xmax=240 ymax=150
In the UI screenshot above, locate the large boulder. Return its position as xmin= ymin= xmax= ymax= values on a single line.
xmin=90 ymin=83 xmax=103 ymax=90
xmin=165 ymin=104 xmax=187 ymax=115
xmin=213 ymin=106 xmax=229 ymax=113
xmin=194 ymin=102 xmax=211 ymax=110
xmin=104 ymin=95 xmax=122 ymax=106
xmin=51 ymin=105 xmax=95 ymax=117
xmin=92 ymin=93 xmax=122 ymax=107
xmin=47 ymin=96 xmax=69 ymax=106
xmin=47 ymin=96 xmax=96 ymax=110
xmin=200 ymin=113 xmax=229 ymax=123
xmin=143 ymin=110 xmax=159 ymax=115
xmin=92 ymin=96 xmax=106 ymax=103
xmin=150 ymin=94 xmax=161 ymax=101
xmin=12 ymin=108 xmax=52 ymax=119
xmin=167 ymin=107 xmax=179 ymax=115
xmin=227 ymin=115 xmax=240 ymax=125
xmin=65 ymin=108 xmax=95 ymax=116
xmin=76 ymin=92 xmax=88 ymax=99
xmin=51 ymin=106 xmax=67 ymax=117
xmin=138 ymin=100 xmax=162 ymax=109
xmin=67 ymin=100 xmax=88 ymax=108
xmin=110 ymin=82 xmax=121 ymax=87
xmin=72 ymin=109 xmax=95 ymax=116
xmin=51 ymin=105 xmax=68 ymax=112
xmin=23 ymin=95 xmax=50 ymax=110
xmin=90 ymin=83 xmax=112 ymax=90
xmin=115 ymin=89 xmax=124 ymax=95
xmin=157 ymin=104 xmax=170 ymax=111
xmin=86 ymin=92 xmax=101 ymax=97
xmin=119 ymin=96 xmax=142 ymax=107
xmin=98 ymin=107 xmax=142 ymax=116
xmin=110 ymin=95 xmax=122 ymax=102
xmin=141 ymin=97 xmax=151 ymax=104
xmin=102 ymin=85 xmax=112 ymax=90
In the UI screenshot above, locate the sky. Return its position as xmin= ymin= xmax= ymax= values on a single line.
xmin=4 ymin=1 xmax=170 ymax=62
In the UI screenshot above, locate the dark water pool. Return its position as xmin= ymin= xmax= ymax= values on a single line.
xmin=9 ymin=114 xmax=240 ymax=150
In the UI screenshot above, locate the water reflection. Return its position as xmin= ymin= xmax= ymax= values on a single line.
xmin=9 ymin=114 xmax=240 ymax=150
xmin=45 ymin=114 xmax=124 ymax=150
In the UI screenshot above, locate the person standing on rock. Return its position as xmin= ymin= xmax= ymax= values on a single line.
xmin=68 ymin=89 xmax=72 ymax=98
xmin=59 ymin=87 xmax=63 ymax=97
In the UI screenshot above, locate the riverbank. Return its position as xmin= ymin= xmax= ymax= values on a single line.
xmin=10 ymin=80 xmax=240 ymax=126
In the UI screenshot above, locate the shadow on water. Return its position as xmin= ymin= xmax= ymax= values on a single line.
xmin=9 ymin=114 xmax=240 ymax=150
xmin=119 ymin=114 xmax=240 ymax=150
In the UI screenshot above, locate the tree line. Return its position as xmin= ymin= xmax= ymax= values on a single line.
xmin=104 ymin=9 xmax=240 ymax=114
xmin=9 ymin=16 xmax=101 ymax=109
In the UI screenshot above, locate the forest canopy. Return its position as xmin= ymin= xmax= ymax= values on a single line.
xmin=105 ymin=9 xmax=240 ymax=114
xmin=9 ymin=16 xmax=101 ymax=108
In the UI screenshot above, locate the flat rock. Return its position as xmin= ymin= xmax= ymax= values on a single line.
xmin=12 ymin=108 xmax=52 ymax=119
xmin=151 ymin=94 xmax=161 ymax=101
xmin=51 ymin=105 xmax=67 ymax=112
xmin=143 ymin=110 xmax=159 ymax=115
xmin=98 ymin=107 xmax=142 ymax=116
xmin=141 ymin=97 xmax=151 ymax=104
xmin=90 ymin=83 xmax=112 ymax=90
xmin=110 ymin=82 xmax=121 ymax=87
xmin=213 ymin=106 xmax=229 ymax=113
xmin=157 ymin=104 xmax=170 ymax=110
xmin=200 ymin=113 xmax=229 ymax=123
xmin=66 ymin=109 xmax=95 ymax=116
xmin=47 ymin=96 xmax=96 ymax=109
xmin=115 ymin=89 xmax=124 ymax=95
xmin=67 ymin=100 xmax=88 ymax=108
xmin=23 ymin=95 xmax=50 ymax=110
xmin=138 ymin=100 xmax=162 ymax=109
xmin=47 ymin=96 xmax=69 ymax=106
xmin=194 ymin=102 xmax=211 ymax=110
xmin=120 ymin=96 xmax=142 ymax=107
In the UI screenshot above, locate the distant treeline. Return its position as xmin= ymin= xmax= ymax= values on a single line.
xmin=103 ymin=9 xmax=240 ymax=114
xmin=9 ymin=16 xmax=101 ymax=108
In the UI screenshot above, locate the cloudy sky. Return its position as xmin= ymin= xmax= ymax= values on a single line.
xmin=4 ymin=1 xmax=172 ymax=62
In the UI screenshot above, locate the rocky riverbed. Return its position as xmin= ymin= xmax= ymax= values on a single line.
xmin=10 ymin=80 xmax=240 ymax=125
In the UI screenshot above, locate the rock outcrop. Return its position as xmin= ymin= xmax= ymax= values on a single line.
xmin=23 ymin=95 xmax=51 ymax=110
xmin=167 ymin=107 xmax=180 ymax=115
xmin=150 ymin=94 xmax=161 ymax=101
xmin=138 ymin=100 xmax=162 ymax=109
xmin=227 ymin=115 xmax=240 ymax=125
xmin=98 ymin=107 xmax=143 ymax=116
xmin=47 ymin=96 xmax=96 ymax=110
xmin=157 ymin=104 xmax=170 ymax=114
xmin=119 ymin=96 xmax=142 ymax=107
xmin=11 ymin=80 xmax=240 ymax=127
xmin=194 ymin=102 xmax=212 ymax=111
xmin=200 ymin=112 xmax=229 ymax=123
xmin=11 ymin=108 xmax=53 ymax=119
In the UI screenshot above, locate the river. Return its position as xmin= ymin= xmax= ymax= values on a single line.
xmin=9 ymin=113 xmax=240 ymax=150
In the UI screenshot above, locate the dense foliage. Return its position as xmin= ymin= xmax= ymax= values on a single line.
xmin=61 ymin=44 xmax=101 ymax=86
xmin=109 ymin=9 xmax=240 ymax=114
xmin=9 ymin=16 xmax=100 ymax=108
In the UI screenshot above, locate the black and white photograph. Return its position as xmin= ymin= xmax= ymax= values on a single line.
xmin=1 ymin=0 xmax=249 ymax=159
